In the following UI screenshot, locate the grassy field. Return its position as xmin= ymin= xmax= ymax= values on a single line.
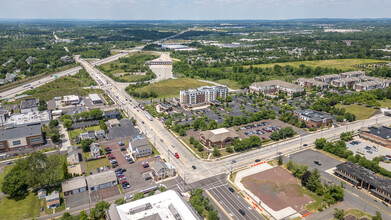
xmin=135 ymin=78 xmax=213 ymax=99
xmin=21 ymin=69 xmax=102 ymax=101
xmin=69 ymin=125 xmax=101 ymax=139
xmin=0 ymin=192 xmax=40 ymax=220
xmin=344 ymin=209 xmax=373 ymax=219
xmin=84 ymin=152 xmax=110 ymax=174
xmin=246 ymin=59 xmax=385 ymax=71
xmin=336 ymin=104 xmax=379 ymax=120
xmin=216 ymin=79 xmax=242 ymax=90
xmin=378 ymin=99 xmax=391 ymax=109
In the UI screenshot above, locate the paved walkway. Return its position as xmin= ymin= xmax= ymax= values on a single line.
xmin=59 ymin=124 xmax=71 ymax=152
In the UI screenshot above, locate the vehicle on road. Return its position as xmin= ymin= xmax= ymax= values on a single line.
xmin=6 ymin=161 xmax=13 ymax=165
xmin=174 ymin=153 xmax=179 ymax=159
xmin=239 ymin=209 xmax=245 ymax=215
xmin=146 ymin=113 xmax=153 ymax=121
xmin=228 ymin=187 xmax=234 ymax=192
xmin=124 ymin=195 xmax=133 ymax=200
xmin=314 ymin=161 xmax=321 ymax=165
xmin=145 ymin=176 xmax=152 ymax=180
xmin=192 ymin=165 xmax=196 ymax=169
xmin=255 ymin=159 xmax=260 ymax=162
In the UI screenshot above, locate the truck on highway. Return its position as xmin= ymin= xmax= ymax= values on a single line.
xmin=22 ymin=84 xmax=31 ymax=88
xmin=145 ymin=113 xmax=153 ymax=121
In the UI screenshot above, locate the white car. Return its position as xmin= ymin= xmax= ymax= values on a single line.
xmin=124 ymin=195 xmax=133 ymax=200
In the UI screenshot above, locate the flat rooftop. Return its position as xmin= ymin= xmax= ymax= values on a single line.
xmin=108 ymin=190 xmax=199 ymax=220
xmin=294 ymin=109 xmax=333 ymax=121
xmin=6 ymin=111 xmax=51 ymax=126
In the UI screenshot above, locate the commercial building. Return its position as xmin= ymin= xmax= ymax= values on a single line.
xmin=107 ymin=119 xmax=121 ymax=128
xmin=89 ymin=94 xmax=103 ymax=104
xmin=314 ymin=74 xmax=340 ymax=82
xmin=249 ymin=80 xmax=304 ymax=96
xmin=106 ymin=190 xmax=199 ymax=220
xmin=0 ymin=125 xmax=44 ymax=152
xmin=293 ymin=109 xmax=333 ymax=128
xmin=86 ymin=170 xmax=117 ymax=192
xmin=200 ymin=128 xmax=239 ymax=148
xmin=297 ymin=78 xmax=329 ymax=90
xmin=360 ymin=124 xmax=391 ymax=148
xmin=0 ymin=109 xmax=9 ymax=126
xmin=158 ymin=103 xmax=173 ymax=112
xmin=5 ymin=110 xmax=51 ymax=128
xmin=62 ymin=176 xmax=87 ymax=196
xmin=340 ymin=71 xmax=365 ymax=78
xmin=20 ymin=98 xmax=40 ymax=113
xmin=153 ymin=161 xmax=176 ymax=180
xmin=129 ymin=135 xmax=152 ymax=158
xmin=335 ymin=161 xmax=391 ymax=204
xmin=63 ymin=95 xmax=80 ymax=105
xmin=180 ymin=85 xmax=228 ymax=107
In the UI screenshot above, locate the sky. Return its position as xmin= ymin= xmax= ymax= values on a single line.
xmin=0 ymin=0 xmax=390 ymax=20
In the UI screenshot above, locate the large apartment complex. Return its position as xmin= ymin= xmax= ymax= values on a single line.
xmin=180 ymin=85 xmax=228 ymax=107
xmin=249 ymin=80 xmax=304 ymax=96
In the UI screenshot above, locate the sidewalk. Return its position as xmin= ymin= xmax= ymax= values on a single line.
xmin=59 ymin=124 xmax=71 ymax=152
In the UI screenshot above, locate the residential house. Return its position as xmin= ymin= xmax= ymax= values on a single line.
xmin=129 ymin=135 xmax=152 ymax=158
xmin=67 ymin=146 xmax=79 ymax=164
xmin=25 ymin=56 xmax=36 ymax=65
xmin=90 ymin=143 xmax=101 ymax=158
xmin=103 ymin=110 xmax=121 ymax=119
xmin=80 ymin=131 xmax=96 ymax=140
xmin=95 ymin=130 xmax=105 ymax=138
xmin=45 ymin=191 xmax=60 ymax=209
xmin=153 ymin=161 xmax=176 ymax=180
xmin=38 ymin=189 xmax=47 ymax=199
xmin=314 ymin=74 xmax=340 ymax=82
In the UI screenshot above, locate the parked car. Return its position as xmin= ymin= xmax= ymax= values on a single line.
xmin=367 ymin=150 xmax=373 ymax=154
xmin=145 ymin=176 xmax=152 ymax=180
xmin=239 ymin=209 xmax=245 ymax=216
xmin=118 ymin=141 xmax=125 ymax=146
xmin=121 ymin=147 xmax=127 ymax=151
xmin=192 ymin=165 xmax=196 ymax=169
xmin=365 ymin=146 xmax=372 ymax=150
xmin=115 ymin=168 xmax=122 ymax=172
xmin=314 ymin=161 xmax=322 ymax=165
xmin=121 ymin=169 xmax=127 ymax=172
xmin=228 ymin=187 xmax=234 ymax=193
xmin=175 ymin=153 xmax=179 ymax=159
xmin=6 ymin=161 xmax=13 ymax=165
xmin=255 ymin=159 xmax=261 ymax=162
xmin=124 ymin=195 xmax=133 ymax=200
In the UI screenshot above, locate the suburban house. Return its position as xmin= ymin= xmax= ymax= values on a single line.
xmin=63 ymin=95 xmax=80 ymax=105
xmin=95 ymin=130 xmax=106 ymax=138
xmin=38 ymin=189 xmax=47 ymax=199
xmin=103 ymin=110 xmax=122 ymax=119
xmin=90 ymin=143 xmax=101 ymax=158
xmin=129 ymin=135 xmax=152 ymax=158
xmin=249 ymin=80 xmax=304 ymax=97
xmin=360 ymin=125 xmax=391 ymax=148
xmin=153 ymin=161 xmax=176 ymax=180
xmin=293 ymin=109 xmax=333 ymax=128
xmin=20 ymin=98 xmax=40 ymax=113
xmin=45 ymin=191 xmax=60 ymax=209
xmin=86 ymin=171 xmax=117 ymax=192
xmin=62 ymin=176 xmax=87 ymax=196
xmin=67 ymin=146 xmax=80 ymax=164
xmin=335 ymin=161 xmax=391 ymax=204
xmin=200 ymin=128 xmax=239 ymax=148
xmin=0 ymin=125 xmax=44 ymax=152
xmin=80 ymin=131 xmax=96 ymax=140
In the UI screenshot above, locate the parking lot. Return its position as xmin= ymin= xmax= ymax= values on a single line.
xmin=108 ymin=142 xmax=159 ymax=193
xmin=286 ymin=149 xmax=342 ymax=172
xmin=346 ymin=137 xmax=391 ymax=160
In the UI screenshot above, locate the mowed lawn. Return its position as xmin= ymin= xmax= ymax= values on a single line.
xmin=378 ymin=99 xmax=391 ymax=109
xmin=215 ymin=79 xmax=242 ymax=90
xmin=69 ymin=125 xmax=101 ymax=139
xmin=336 ymin=104 xmax=379 ymax=120
xmin=246 ymin=59 xmax=385 ymax=71
xmin=0 ymin=192 xmax=40 ymax=220
xmin=135 ymin=78 xmax=213 ymax=99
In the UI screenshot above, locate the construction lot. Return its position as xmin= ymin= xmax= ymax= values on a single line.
xmin=241 ymin=166 xmax=312 ymax=216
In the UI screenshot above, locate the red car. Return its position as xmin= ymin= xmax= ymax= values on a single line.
xmin=174 ymin=153 xmax=179 ymax=159
xmin=120 ymin=181 xmax=128 ymax=185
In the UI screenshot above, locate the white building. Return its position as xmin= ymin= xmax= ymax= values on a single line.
xmin=5 ymin=111 xmax=51 ymax=128
xmin=89 ymin=94 xmax=103 ymax=104
xmin=86 ymin=170 xmax=117 ymax=192
xmin=106 ymin=190 xmax=199 ymax=220
xmin=180 ymin=85 xmax=228 ymax=106
xmin=0 ymin=109 xmax=9 ymax=126
xmin=63 ymin=95 xmax=80 ymax=105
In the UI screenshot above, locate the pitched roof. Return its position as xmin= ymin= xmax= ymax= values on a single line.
xmin=153 ymin=161 xmax=168 ymax=172
xmin=200 ymin=128 xmax=239 ymax=143
xmin=62 ymin=176 xmax=87 ymax=192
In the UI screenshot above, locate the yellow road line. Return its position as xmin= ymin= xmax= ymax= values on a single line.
xmin=205 ymin=190 xmax=234 ymax=220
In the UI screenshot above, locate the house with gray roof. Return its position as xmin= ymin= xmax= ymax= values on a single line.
xmin=45 ymin=191 xmax=60 ymax=209
xmin=129 ymin=135 xmax=152 ymax=158
xmin=200 ymin=128 xmax=239 ymax=148
xmin=86 ymin=170 xmax=117 ymax=192
xmin=62 ymin=176 xmax=87 ymax=196
xmin=67 ymin=146 xmax=79 ymax=164
xmin=153 ymin=161 xmax=176 ymax=180
xmin=0 ymin=125 xmax=44 ymax=152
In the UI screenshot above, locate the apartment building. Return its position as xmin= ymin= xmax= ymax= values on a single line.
xmin=180 ymin=85 xmax=228 ymax=106
xmin=249 ymin=80 xmax=304 ymax=96
xmin=293 ymin=109 xmax=333 ymax=128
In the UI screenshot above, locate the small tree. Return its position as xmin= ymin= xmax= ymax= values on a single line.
xmin=334 ymin=208 xmax=345 ymax=220
xmin=115 ymin=198 xmax=126 ymax=205
xmin=179 ymin=128 xmax=186 ymax=136
xmin=133 ymin=192 xmax=145 ymax=201
xmin=287 ymin=160 xmax=294 ymax=170
xmin=373 ymin=211 xmax=382 ymax=220
xmin=63 ymin=119 xmax=73 ymax=130
xmin=226 ymin=145 xmax=233 ymax=153
xmin=80 ymin=139 xmax=93 ymax=152
xmin=189 ymin=136 xmax=195 ymax=144
xmin=277 ymin=155 xmax=283 ymax=165
xmin=99 ymin=120 xmax=108 ymax=132
xmin=159 ymin=186 xmax=167 ymax=192
xmin=147 ymin=191 xmax=155 ymax=196
xmin=49 ymin=119 xmax=59 ymax=128
xmin=213 ymin=147 xmax=221 ymax=157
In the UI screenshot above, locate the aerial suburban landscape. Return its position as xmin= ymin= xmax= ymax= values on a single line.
xmin=1 ymin=1 xmax=391 ymax=220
